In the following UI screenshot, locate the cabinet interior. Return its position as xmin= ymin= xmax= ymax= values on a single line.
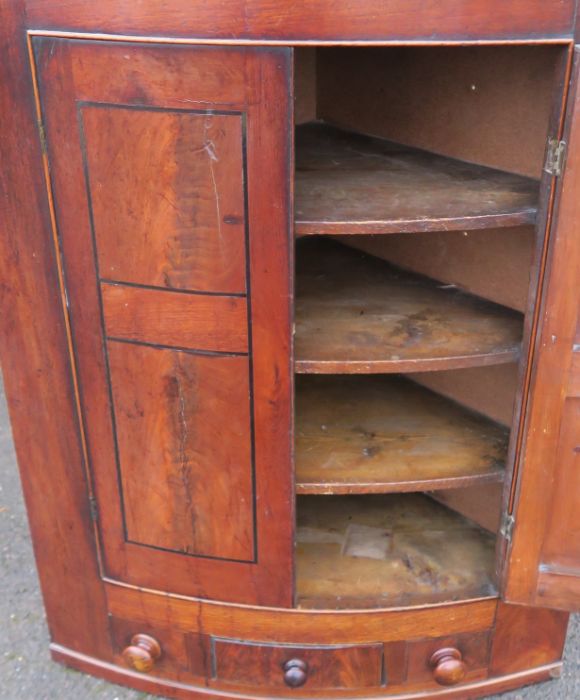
xmin=293 ymin=45 xmax=562 ymax=609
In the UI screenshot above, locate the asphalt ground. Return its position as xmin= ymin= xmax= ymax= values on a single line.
xmin=1 ymin=377 xmax=578 ymax=700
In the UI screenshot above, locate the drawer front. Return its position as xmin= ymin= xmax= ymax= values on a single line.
xmin=212 ymin=638 xmax=384 ymax=690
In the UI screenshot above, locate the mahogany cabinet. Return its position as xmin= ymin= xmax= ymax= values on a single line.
xmin=1 ymin=2 xmax=580 ymax=698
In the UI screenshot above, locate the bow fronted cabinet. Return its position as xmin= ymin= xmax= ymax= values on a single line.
xmin=2 ymin=2 xmax=580 ymax=698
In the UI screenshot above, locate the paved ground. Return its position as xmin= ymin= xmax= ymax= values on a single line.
xmin=1 ymin=378 xmax=578 ymax=700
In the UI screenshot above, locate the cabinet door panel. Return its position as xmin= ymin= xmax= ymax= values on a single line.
xmin=503 ymin=48 xmax=580 ymax=611
xmin=82 ymin=106 xmax=247 ymax=294
xmin=33 ymin=38 xmax=293 ymax=606
xmin=108 ymin=342 xmax=254 ymax=561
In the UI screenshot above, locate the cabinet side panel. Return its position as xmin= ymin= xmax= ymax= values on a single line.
xmin=490 ymin=603 xmax=568 ymax=675
xmin=0 ymin=4 xmax=109 ymax=655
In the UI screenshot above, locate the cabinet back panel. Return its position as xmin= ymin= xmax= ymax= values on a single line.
xmin=336 ymin=228 xmax=534 ymax=313
xmin=316 ymin=46 xmax=561 ymax=178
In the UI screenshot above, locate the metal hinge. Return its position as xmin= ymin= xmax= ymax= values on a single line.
xmin=89 ymin=495 xmax=99 ymax=522
xmin=544 ymin=138 xmax=566 ymax=176
xmin=500 ymin=513 xmax=515 ymax=541
xmin=38 ymin=122 xmax=48 ymax=155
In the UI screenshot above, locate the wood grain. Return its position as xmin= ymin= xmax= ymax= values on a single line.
xmin=34 ymin=37 xmax=294 ymax=605
xmin=83 ymin=106 xmax=247 ymax=294
xmin=102 ymin=283 xmax=248 ymax=353
xmin=0 ymin=1 xmax=111 ymax=660
xmin=295 ymin=239 xmax=523 ymax=374
xmin=503 ymin=47 xmax=580 ymax=611
xmin=25 ymin=0 xmax=576 ymax=42
xmin=213 ymin=639 xmax=383 ymax=689
xmin=296 ymin=375 xmax=507 ymax=495
xmin=296 ymin=494 xmax=497 ymax=609
xmin=295 ymin=124 xmax=539 ymax=235
xmin=108 ymin=342 xmax=254 ymax=560
xmin=490 ymin=603 xmax=568 ymax=676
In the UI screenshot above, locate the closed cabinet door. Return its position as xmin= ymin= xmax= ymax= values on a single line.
xmin=33 ymin=38 xmax=294 ymax=606
xmin=501 ymin=48 xmax=580 ymax=612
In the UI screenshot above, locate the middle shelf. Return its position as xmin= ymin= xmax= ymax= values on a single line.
xmin=295 ymin=375 xmax=508 ymax=495
xmin=295 ymin=238 xmax=524 ymax=374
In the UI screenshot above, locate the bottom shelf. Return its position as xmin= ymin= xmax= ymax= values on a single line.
xmin=296 ymin=493 xmax=497 ymax=610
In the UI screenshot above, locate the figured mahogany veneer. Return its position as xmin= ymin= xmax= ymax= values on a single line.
xmin=296 ymin=375 xmax=507 ymax=494
xmin=295 ymin=239 xmax=523 ymax=373
xmin=295 ymin=123 xmax=540 ymax=236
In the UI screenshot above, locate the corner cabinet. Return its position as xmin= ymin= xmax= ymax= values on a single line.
xmin=1 ymin=3 xmax=580 ymax=699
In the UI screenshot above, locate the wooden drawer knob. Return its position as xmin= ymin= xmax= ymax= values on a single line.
xmin=283 ymin=658 xmax=309 ymax=688
xmin=429 ymin=647 xmax=466 ymax=686
xmin=122 ymin=633 xmax=162 ymax=673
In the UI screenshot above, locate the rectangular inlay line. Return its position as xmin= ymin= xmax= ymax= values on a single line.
xmin=102 ymin=282 xmax=248 ymax=353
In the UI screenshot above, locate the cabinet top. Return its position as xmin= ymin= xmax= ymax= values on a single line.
xmin=24 ymin=0 xmax=578 ymax=44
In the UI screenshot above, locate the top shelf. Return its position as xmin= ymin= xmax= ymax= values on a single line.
xmin=295 ymin=123 xmax=540 ymax=236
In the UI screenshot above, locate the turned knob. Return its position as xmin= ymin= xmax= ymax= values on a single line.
xmin=283 ymin=658 xmax=309 ymax=688
xmin=122 ymin=633 xmax=162 ymax=673
xmin=429 ymin=647 xmax=466 ymax=686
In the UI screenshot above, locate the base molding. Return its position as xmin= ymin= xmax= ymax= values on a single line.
xmin=50 ymin=643 xmax=562 ymax=700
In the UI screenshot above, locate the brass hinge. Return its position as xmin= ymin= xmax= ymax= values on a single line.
xmin=38 ymin=122 xmax=48 ymax=156
xmin=500 ymin=513 xmax=515 ymax=541
xmin=544 ymin=138 xmax=566 ymax=176
xmin=89 ymin=495 xmax=99 ymax=522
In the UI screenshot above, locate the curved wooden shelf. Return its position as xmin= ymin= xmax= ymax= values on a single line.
xmin=295 ymin=375 xmax=507 ymax=495
xmin=296 ymin=493 xmax=497 ymax=610
xmin=295 ymin=123 xmax=539 ymax=236
xmin=295 ymin=239 xmax=523 ymax=374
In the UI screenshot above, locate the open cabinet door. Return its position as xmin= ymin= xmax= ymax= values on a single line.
xmin=31 ymin=37 xmax=294 ymax=607
xmin=502 ymin=47 xmax=580 ymax=611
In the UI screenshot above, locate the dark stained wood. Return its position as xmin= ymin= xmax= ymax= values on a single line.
xmin=212 ymin=639 xmax=383 ymax=689
xmin=102 ymin=283 xmax=248 ymax=353
xmin=428 ymin=648 xmax=467 ymax=686
xmin=296 ymin=375 xmax=507 ymax=495
xmin=34 ymin=37 xmax=294 ymax=605
xmin=25 ymin=1 xmax=576 ymax=42
xmin=296 ymin=494 xmax=497 ymax=609
xmin=490 ymin=603 xmax=568 ymax=676
xmin=0 ymin=1 xmax=111 ymax=659
xmin=503 ymin=48 xmax=580 ymax=612
xmin=108 ymin=342 xmax=254 ymax=560
xmin=122 ymin=634 xmax=162 ymax=674
xmin=49 ymin=644 xmax=564 ymax=700
xmin=407 ymin=634 xmax=489 ymax=687
xmin=47 ymin=644 xmax=565 ymax=700
xmin=295 ymin=239 xmax=523 ymax=374
xmin=295 ymin=124 xmax=539 ymax=236
xmin=106 ymin=582 xmax=497 ymax=643
xmin=82 ymin=106 xmax=247 ymax=294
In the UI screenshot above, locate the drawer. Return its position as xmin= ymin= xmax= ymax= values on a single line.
xmin=212 ymin=638 xmax=384 ymax=690
xmin=406 ymin=632 xmax=491 ymax=687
